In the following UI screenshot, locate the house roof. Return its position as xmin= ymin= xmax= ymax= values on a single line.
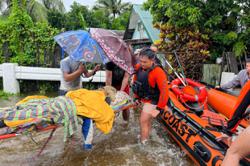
xmin=124 ymin=4 xmax=160 ymax=42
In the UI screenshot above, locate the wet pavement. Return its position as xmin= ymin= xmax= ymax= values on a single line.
xmin=0 ymin=96 xmax=194 ymax=166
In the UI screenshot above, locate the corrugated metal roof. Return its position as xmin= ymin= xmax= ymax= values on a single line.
xmin=133 ymin=4 xmax=160 ymax=42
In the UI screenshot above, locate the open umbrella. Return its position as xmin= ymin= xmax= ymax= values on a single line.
xmin=89 ymin=28 xmax=134 ymax=74
xmin=54 ymin=30 xmax=109 ymax=64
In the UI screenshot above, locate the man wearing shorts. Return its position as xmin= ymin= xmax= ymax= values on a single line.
xmin=132 ymin=48 xmax=169 ymax=144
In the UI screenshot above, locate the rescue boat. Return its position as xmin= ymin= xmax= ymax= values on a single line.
xmin=157 ymin=78 xmax=250 ymax=166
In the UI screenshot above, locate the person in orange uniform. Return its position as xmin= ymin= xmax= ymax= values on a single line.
xmin=132 ymin=48 xmax=169 ymax=144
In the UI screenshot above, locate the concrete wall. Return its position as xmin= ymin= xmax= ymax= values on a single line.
xmin=0 ymin=63 xmax=106 ymax=94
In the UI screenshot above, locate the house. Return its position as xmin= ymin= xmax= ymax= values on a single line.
xmin=123 ymin=4 xmax=160 ymax=47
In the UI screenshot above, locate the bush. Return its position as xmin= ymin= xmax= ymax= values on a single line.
xmin=144 ymin=0 xmax=250 ymax=75
xmin=18 ymin=80 xmax=103 ymax=96
xmin=0 ymin=3 xmax=59 ymax=66
xmin=19 ymin=80 xmax=59 ymax=95
xmin=154 ymin=23 xmax=210 ymax=80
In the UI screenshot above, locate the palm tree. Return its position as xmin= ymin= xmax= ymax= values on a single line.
xmin=41 ymin=0 xmax=65 ymax=12
xmin=95 ymin=0 xmax=131 ymax=19
xmin=0 ymin=0 xmax=65 ymax=22
xmin=26 ymin=0 xmax=48 ymax=22
xmin=27 ymin=0 xmax=65 ymax=22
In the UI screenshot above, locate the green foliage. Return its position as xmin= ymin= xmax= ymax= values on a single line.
xmin=0 ymin=1 xmax=59 ymax=66
xmin=47 ymin=2 xmax=129 ymax=31
xmin=38 ymin=81 xmax=56 ymax=94
xmin=91 ymin=9 xmax=111 ymax=28
xmin=63 ymin=2 xmax=89 ymax=30
xmin=19 ymin=80 xmax=59 ymax=94
xmin=1 ymin=0 xmax=66 ymax=23
xmin=111 ymin=11 xmax=130 ymax=30
xmin=0 ymin=90 xmax=13 ymax=100
xmin=27 ymin=0 xmax=48 ymax=23
xmin=47 ymin=3 xmax=110 ymax=30
xmin=233 ymin=41 xmax=246 ymax=57
xmin=144 ymin=0 xmax=250 ymax=58
xmin=0 ymin=1 xmax=130 ymax=68
xmin=10 ymin=53 xmax=35 ymax=64
xmin=0 ymin=1 xmax=34 ymax=65
xmin=47 ymin=10 xmax=65 ymax=29
xmin=42 ymin=0 xmax=65 ymax=12
xmin=82 ymin=83 xmax=100 ymax=90
xmin=154 ymin=23 xmax=210 ymax=79
xmin=161 ymin=0 xmax=202 ymax=27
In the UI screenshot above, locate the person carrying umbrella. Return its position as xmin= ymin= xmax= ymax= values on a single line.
xmin=105 ymin=43 xmax=134 ymax=122
xmin=54 ymin=30 xmax=106 ymax=95
xmin=131 ymin=47 xmax=169 ymax=144
xmin=89 ymin=28 xmax=136 ymax=122
xmin=54 ymin=30 xmax=107 ymax=150
xmin=59 ymin=56 xmax=100 ymax=95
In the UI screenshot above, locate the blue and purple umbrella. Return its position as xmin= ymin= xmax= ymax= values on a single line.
xmin=54 ymin=30 xmax=109 ymax=64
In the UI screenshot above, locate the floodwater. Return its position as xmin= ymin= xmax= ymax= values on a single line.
xmin=0 ymin=95 xmax=194 ymax=166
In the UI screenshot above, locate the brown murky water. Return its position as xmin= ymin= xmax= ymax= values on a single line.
xmin=0 ymin=96 xmax=194 ymax=166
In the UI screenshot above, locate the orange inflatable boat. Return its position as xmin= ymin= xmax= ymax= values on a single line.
xmin=157 ymin=79 xmax=250 ymax=166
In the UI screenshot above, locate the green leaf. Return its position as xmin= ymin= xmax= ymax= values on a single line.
xmin=233 ymin=41 xmax=246 ymax=57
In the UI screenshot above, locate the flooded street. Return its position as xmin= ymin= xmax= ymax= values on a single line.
xmin=0 ymin=96 xmax=194 ymax=166
xmin=0 ymin=95 xmax=24 ymax=107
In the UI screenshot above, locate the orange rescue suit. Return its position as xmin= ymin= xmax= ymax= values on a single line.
xmin=133 ymin=64 xmax=169 ymax=109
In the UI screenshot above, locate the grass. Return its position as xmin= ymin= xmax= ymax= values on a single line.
xmin=0 ymin=90 xmax=13 ymax=100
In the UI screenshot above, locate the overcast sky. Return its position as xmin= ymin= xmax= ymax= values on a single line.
xmin=63 ymin=0 xmax=146 ymax=11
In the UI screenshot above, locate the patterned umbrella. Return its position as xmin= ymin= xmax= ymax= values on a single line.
xmin=54 ymin=30 xmax=109 ymax=64
xmin=89 ymin=28 xmax=134 ymax=74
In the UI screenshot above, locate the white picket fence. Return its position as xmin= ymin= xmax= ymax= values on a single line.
xmin=0 ymin=63 xmax=106 ymax=94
